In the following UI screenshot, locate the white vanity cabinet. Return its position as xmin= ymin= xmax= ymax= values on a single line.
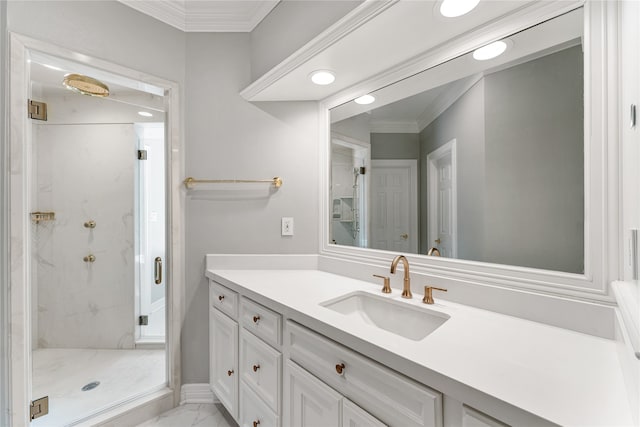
xmin=209 ymin=280 xmax=284 ymax=426
xmin=209 ymin=276 xmax=551 ymax=427
xmin=209 ymin=282 xmax=240 ymax=420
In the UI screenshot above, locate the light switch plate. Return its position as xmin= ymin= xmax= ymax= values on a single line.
xmin=281 ymin=217 xmax=294 ymax=236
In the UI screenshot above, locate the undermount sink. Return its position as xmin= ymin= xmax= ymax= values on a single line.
xmin=321 ymin=291 xmax=449 ymax=341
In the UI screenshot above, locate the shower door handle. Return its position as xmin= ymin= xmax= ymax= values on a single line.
xmin=154 ymin=257 xmax=162 ymax=285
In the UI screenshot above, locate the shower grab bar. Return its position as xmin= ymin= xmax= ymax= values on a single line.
xmin=183 ymin=176 xmax=283 ymax=189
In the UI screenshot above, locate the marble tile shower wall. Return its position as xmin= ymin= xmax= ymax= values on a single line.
xmin=32 ymin=123 xmax=136 ymax=349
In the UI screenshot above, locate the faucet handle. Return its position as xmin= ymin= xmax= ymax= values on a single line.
xmin=423 ymin=286 xmax=447 ymax=304
xmin=373 ymin=274 xmax=391 ymax=294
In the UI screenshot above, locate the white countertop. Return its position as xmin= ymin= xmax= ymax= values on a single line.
xmin=207 ymin=269 xmax=634 ymax=426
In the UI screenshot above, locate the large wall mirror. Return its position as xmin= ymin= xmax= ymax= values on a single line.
xmin=329 ymin=8 xmax=585 ymax=275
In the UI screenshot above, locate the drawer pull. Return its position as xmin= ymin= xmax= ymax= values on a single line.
xmin=253 ymin=421 xmax=260 ymax=427
xmin=218 ymin=295 xmax=224 ymax=302
xmin=227 ymin=369 xmax=234 ymax=376
xmin=335 ymin=363 xmax=345 ymax=375
xmin=253 ymin=315 xmax=260 ymax=324
xmin=252 ymin=364 xmax=260 ymax=372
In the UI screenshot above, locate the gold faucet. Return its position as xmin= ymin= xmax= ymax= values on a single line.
xmin=390 ymin=255 xmax=412 ymax=299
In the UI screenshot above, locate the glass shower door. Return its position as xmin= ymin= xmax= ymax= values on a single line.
xmin=135 ymin=123 xmax=166 ymax=343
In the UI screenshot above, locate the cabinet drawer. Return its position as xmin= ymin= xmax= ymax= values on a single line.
xmin=240 ymin=328 xmax=282 ymax=413
xmin=287 ymin=321 xmax=443 ymax=427
xmin=241 ymin=297 xmax=282 ymax=347
xmin=240 ymin=384 xmax=280 ymax=427
xmin=210 ymin=280 xmax=238 ymax=319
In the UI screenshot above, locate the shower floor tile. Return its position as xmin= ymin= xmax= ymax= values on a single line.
xmin=32 ymin=348 xmax=165 ymax=427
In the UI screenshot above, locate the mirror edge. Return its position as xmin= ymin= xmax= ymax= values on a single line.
xmin=319 ymin=0 xmax=618 ymax=302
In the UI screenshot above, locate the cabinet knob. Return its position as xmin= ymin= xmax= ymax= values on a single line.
xmin=253 ymin=315 xmax=260 ymax=324
xmin=253 ymin=421 xmax=260 ymax=427
xmin=335 ymin=363 xmax=345 ymax=375
xmin=253 ymin=364 xmax=260 ymax=372
xmin=218 ymin=295 xmax=224 ymax=302
xmin=227 ymin=369 xmax=234 ymax=376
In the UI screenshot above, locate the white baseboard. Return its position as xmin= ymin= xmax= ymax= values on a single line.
xmin=180 ymin=384 xmax=217 ymax=405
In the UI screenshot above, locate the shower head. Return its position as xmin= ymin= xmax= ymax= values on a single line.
xmin=62 ymin=73 xmax=110 ymax=97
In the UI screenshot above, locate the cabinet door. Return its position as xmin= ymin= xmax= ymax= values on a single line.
xmin=284 ymin=360 xmax=341 ymax=427
xmin=210 ymin=308 xmax=239 ymax=420
xmin=343 ymin=399 xmax=387 ymax=427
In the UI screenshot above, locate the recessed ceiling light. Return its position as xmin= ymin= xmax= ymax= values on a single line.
xmin=354 ymin=94 xmax=375 ymax=105
xmin=439 ymin=0 xmax=480 ymax=18
xmin=473 ymin=40 xmax=508 ymax=61
xmin=309 ymin=70 xmax=336 ymax=85
xmin=138 ymin=111 xmax=153 ymax=117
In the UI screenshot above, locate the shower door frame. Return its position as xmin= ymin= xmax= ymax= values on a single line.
xmin=8 ymin=33 xmax=185 ymax=425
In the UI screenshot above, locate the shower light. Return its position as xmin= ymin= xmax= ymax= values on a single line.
xmin=473 ymin=40 xmax=508 ymax=61
xmin=439 ymin=0 xmax=480 ymax=18
xmin=138 ymin=111 xmax=153 ymax=117
xmin=354 ymin=94 xmax=375 ymax=105
xmin=310 ymin=70 xmax=336 ymax=85
xmin=63 ymin=73 xmax=110 ymax=97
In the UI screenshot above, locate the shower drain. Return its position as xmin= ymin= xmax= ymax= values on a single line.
xmin=81 ymin=381 xmax=100 ymax=392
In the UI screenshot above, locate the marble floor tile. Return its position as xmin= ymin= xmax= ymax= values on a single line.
xmin=32 ymin=348 xmax=165 ymax=427
xmin=137 ymin=403 xmax=237 ymax=427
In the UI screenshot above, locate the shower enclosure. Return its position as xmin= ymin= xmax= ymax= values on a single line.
xmin=26 ymin=51 xmax=167 ymax=426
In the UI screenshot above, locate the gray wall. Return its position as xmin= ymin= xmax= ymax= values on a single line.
xmin=483 ymin=45 xmax=584 ymax=273
xmin=371 ymin=133 xmax=419 ymax=159
xmin=420 ymin=80 xmax=486 ymax=259
xmin=7 ymin=1 xmax=187 ymax=86
xmin=184 ymin=33 xmax=319 ymax=382
xmin=0 ymin=0 xmax=9 ymax=423
xmin=250 ymin=1 xmax=361 ymax=81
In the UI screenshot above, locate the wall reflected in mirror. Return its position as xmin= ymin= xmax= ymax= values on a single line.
xmin=330 ymin=8 xmax=584 ymax=274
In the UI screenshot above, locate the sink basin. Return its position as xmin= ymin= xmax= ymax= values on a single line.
xmin=321 ymin=291 xmax=449 ymax=341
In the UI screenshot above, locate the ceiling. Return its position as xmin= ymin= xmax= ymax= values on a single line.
xmin=117 ymin=0 xmax=280 ymax=32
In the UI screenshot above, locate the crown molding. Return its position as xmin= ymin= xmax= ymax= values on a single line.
xmin=118 ymin=0 xmax=279 ymax=32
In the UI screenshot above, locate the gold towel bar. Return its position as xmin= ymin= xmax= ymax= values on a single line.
xmin=183 ymin=176 xmax=283 ymax=189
